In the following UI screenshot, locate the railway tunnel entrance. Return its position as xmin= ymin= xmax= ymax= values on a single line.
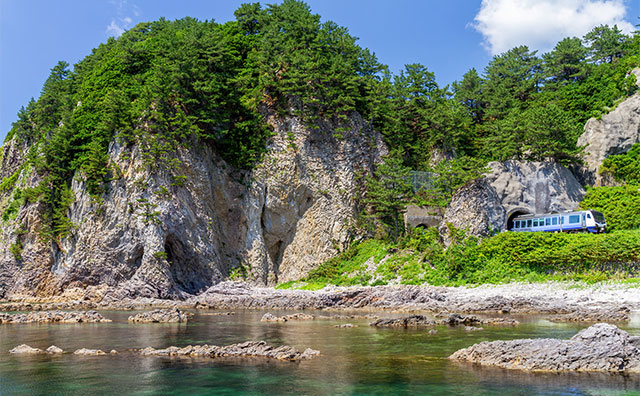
xmin=506 ymin=207 xmax=534 ymax=231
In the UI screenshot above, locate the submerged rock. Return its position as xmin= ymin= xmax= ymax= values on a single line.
xmin=128 ymin=309 xmax=192 ymax=323
xmin=450 ymin=323 xmax=640 ymax=372
xmin=260 ymin=313 xmax=288 ymax=322
xmin=441 ymin=313 xmax=519 ymax=327
xmin=370 ymin=313 xmax=518 ymax=328
xmin=73 ymin=348 xmax=107 ymax=356
xmin=0 ymin=310 xmax=111 ymax=324
xmin=139 ymin=340 xmax=319 ymax=361
xmin=370 ymin=315 xmax=436 ymax=328
xmin=548 ymin=307 xmax=630 ymax=323
xmin=9 ymin=344 xmax=43 ymax=354
xmin=46 ymin=345 xmax=64 ymax=354
xmin=260 ymin=312 xmax=315 ymax=322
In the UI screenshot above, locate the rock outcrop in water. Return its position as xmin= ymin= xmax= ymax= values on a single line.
xmin=450 ymin=323 xmax=640 ymax=372
xmin=128 ymin=309 xmax=192 ymax=323
xmin=0 ymin=113 xmax=386 ymax=300
xmin=0 ymin=310 xmax=111 ymax=324
xmin=370 ymin=315 xmax=436 ymax=327
xmin=139 ymin=340 xmax=320 ymax=361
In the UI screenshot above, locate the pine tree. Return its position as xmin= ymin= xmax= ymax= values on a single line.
xmin=364 ymin=154 xmax=413 ymax=241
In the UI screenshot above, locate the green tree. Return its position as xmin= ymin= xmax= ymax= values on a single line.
xmin=584 ymin=24 xmax=630 ymax=64
xmin=481 ymin=46 xmax=542 ymax=120
xmin=600 ymin=143 xmax=640 ymax=184
xmin=542 ymin=37 xmax=588 ymax=86
xmin=453 ymin=68 xmax=484 ymax=123
xmin=364 ymin=154 xmax=413 ymax=241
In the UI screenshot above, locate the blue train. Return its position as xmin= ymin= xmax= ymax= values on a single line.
xmin=510 ymin=210 xmax=606 ymax=233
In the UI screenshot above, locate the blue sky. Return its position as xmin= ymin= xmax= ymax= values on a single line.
xmin=1 ymin=0 xmax=638 ymax=142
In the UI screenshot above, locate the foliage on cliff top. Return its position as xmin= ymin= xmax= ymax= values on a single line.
xmin=2 ymin=0 xmax=385 ymax=239
xmin=2 ymin=1 xmax=640 ymax=241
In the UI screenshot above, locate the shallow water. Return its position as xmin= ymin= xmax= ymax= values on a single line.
xmin=1 ymin=310 xmax=639 ymax=396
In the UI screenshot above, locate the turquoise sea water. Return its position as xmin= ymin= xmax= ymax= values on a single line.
xmin=0 ymin=310 xmax=639 ymax=396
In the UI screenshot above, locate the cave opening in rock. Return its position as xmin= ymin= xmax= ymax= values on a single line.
xmin=165 ymin=234 xmax=209 ymax=294
xmin=506 ymin=208 xmax=534 ymax=230
xmin=267 ymin=240 xmax=284 ymax=275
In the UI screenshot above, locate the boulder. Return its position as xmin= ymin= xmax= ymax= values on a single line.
xmin=449 ymin=323 xmax=640 ymax=372
xmin=128 ymin=309 xmax=192 ymax=323
xmin=9 ymin=344 xmax=43 ymax=354
xmin=46 ymin=345 xmax=64 ymax=354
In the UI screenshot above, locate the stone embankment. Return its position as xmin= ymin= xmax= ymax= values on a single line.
xmin=139 ymin=341 xmax=319 ymax=361
xmin=128 ymin=309 xmax=192 ymax=323
xmin=0 ymin=310 xmax=111 ymax=324
xmin=450 ymin=323 xmax=640 ymax=373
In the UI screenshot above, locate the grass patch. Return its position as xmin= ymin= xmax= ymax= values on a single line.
xmin=286 ymin=229 xmax=640 ymax=288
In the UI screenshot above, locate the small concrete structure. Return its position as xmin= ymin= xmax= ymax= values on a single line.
xmin=404 ymin=205 xmax=444 ymax=230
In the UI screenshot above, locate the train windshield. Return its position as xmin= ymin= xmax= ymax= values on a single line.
xmin=591 ymin=211 xmax=605 ymax=223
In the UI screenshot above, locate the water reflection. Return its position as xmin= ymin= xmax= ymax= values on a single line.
xmin=0 ymin=310 xmax=638 ymax=395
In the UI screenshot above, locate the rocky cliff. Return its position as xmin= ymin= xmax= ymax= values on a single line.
xmin=439 ymin=160 xmax=585 ymax=243
xmin=576 ymin=69 xmax=640 ymax=186
xmin=0 ymin=113 xmax=386 ymax=300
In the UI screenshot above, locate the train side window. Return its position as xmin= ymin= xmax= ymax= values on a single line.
xmin=569 ymin=215 xmax=580 ymax=224
xmin=527 ymin=219 xmax=532 ymax=227
xmin=560 ymin=217 xmax=564 ymax=224
xmin=587 ymin=213 xmax=592 ymax=219
xmin=552 ymin=217 xmax=558 ymax=225
xmin=545 ymin=218 xmax=551 ymax=226
xmin=533 ymin=219 xmax=538 ymax=227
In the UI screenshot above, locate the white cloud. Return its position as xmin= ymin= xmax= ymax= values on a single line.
xmin=106 ymin=20 xmax=126 ymax=37
xmin=473 ymin=0 xmax=636 ymax=55
xmin=106 ymin=0 xmax=139 ymax=37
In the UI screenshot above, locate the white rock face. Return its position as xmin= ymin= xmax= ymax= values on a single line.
xmin=440 ymin=160 xmax=585 ymax=243
xmin=576 ymin=69 xmax=640 ymax=186
xmin=0 ymin=112 xmax=386 ymax=299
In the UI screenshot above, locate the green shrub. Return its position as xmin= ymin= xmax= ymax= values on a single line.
xmin=580 ymin=185 xmax=640 ymax=231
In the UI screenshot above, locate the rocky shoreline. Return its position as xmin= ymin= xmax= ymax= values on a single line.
xmin=0 ymin=282 xmax=637 ymax=323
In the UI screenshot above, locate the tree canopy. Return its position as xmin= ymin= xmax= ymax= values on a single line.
xmin=2 ymin=1 xmax=639 ymax=240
